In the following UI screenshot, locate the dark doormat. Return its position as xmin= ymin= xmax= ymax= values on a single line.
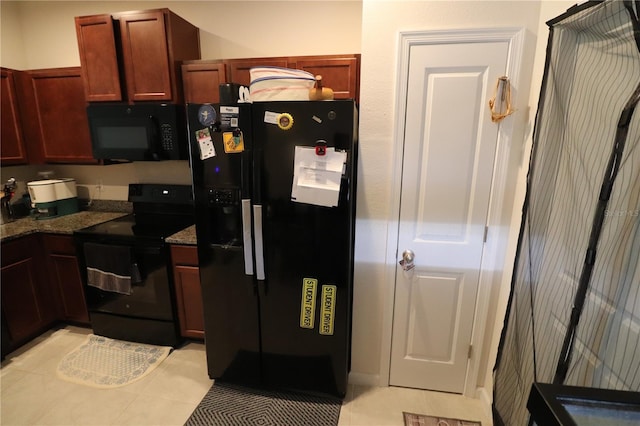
xmin=403 ymin=412 xmax=481 ymax=426
xmin=185 ymin=382 xmax=343 ymax=426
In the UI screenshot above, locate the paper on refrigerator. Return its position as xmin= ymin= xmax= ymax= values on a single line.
xmin=291 ymin=146 xmax=346 ymax=207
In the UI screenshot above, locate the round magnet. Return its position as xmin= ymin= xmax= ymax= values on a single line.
xmin=198 ymin=105 xmax=217 ymax=126
xmin=277 ymin=113 xmax=294 ymax=130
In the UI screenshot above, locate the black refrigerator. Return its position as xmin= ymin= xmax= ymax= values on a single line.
xmin=187 ymin=100 xmax=358 ymax=398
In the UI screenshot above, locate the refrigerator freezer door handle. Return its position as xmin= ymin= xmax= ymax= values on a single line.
xmin=253 ymin=204 xmax=266 ymax=280
xmin=242 ymin=199 xmax=254 ymax=275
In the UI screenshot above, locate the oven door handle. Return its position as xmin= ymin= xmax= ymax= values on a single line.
xmin=134 ymin=246 xmax=162 ymax=255
xmin=241 ymin=199 xmax=254 ymax=275
xmin=81 ymin=241 xmax=162 ymax=256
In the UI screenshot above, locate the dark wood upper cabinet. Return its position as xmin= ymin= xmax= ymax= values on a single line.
xmin=181 ymin=60 xmax=227 ymax=104
xmin=225 ymin=57 xmax=290 ymax=88
xmin=1 ymin=68 xmax=28 ymax=165
xmin=75 ymin=9 xmax=200 ymax=103
xmin=292 ymin=56 xmax=360 ymax=100
xmin=75 ymin=14 xmax=122 ymax=102
xmin=18 ymin=67 xmax=95 ymax=164
xmin=182 ymin=54 xmax=361 ymax=103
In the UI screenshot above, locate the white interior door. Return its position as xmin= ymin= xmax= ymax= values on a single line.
xmin=389 ymin=39 xmax=509 ymax=393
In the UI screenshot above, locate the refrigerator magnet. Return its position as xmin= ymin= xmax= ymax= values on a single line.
xmin=196 ymin=128 xmax=216 ymax=160
xmin=299 ymin=278 xmax=318 ymax=329
xmin=263 ymin=111 xmax=280 ymax=124
xmin=219 ymin=106 xmax=239 ymax=130
xmin=198 ymin=105 xmax=216 ymax=126
xmin=277 ymin=113 xmax=294 ymax=130
xmin=223 ymin=130 xmax=244 ymax=153
xmin=319 ymin=285 xmax=337 ymax=336
xmin=315 ymin=140 xmax=327 ymax=156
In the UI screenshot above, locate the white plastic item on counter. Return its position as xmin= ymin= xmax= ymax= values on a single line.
xmin=249 ymin=66 xmax=315 ymax=101
xmin=54 ymin=178 xmax=77 ymax=200
xmin=27 ymin=179 xmax=58 ymax=205
xmin=27 ymin=178 xmax=77 ymax=206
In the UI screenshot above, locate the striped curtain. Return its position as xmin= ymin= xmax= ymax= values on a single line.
xmin=493 ymin=1 xmax=640 ymax=424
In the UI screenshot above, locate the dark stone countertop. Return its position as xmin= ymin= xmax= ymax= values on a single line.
xmin=1 ymin=209 xmax=198 ymax=246
xmin=0 ymin=211 xmax=129 ymax=242
xmin=165 ymin=225 xmax=197 ymax=245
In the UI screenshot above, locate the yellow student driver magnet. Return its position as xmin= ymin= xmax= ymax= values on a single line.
xmin=277 ymin=113 xmax=294 ymax=130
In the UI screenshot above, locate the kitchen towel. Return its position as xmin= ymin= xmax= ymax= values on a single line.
xmin=83 ymin=242 xmax=141 ymax=295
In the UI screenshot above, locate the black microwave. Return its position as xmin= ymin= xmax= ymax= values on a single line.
xmin=86 ymin=103 xmax=187 ymax=161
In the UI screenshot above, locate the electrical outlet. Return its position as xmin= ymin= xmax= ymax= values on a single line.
xmin=96 ymin=180 xmax=103 ymax=191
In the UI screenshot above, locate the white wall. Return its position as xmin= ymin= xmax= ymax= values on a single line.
xmin=2 ymin=1 xmax=362 ymax=69
xmin=0 ymin=1 xmax=27 ymax=69
xmin=354 ymin=0 xmax=545 ymax=392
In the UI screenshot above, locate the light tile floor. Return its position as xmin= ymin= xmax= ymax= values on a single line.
xmin=1 ymin=325 xmax=493 ymax=425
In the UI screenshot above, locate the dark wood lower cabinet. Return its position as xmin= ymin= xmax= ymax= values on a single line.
xmin=1 ymin=233 xmax=90 ymax=357
xmin=1 ymin=235 xmax=57 ymax=349
xmin=43 ymin=235 xmax=90 ymax=324
xmin=170 ymin=245 xmax=204 ymax=339
xmin=1 ymin=235 xmax=206 ymax=356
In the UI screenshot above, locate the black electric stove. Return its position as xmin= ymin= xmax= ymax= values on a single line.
xmin=75 ymin=212 xmax=194 ymax=242
xmin=74 ymin=183 xmax=194 ymax=347
xmin=75 ymin=184 xmax=194 ymax=243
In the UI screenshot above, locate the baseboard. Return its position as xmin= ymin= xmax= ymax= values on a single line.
xmin=476 ymin=387 xmax=493 ymax=419
xmin=348 ymin=371 xmax=380 ymax=387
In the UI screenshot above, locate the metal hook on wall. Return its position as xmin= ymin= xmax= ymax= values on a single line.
xmin=489 ymin=76 xmax=515 ymax=123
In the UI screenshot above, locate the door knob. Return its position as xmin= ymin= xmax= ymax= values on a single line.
xmin=399 ymin=249 xmax=415 ymax=271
